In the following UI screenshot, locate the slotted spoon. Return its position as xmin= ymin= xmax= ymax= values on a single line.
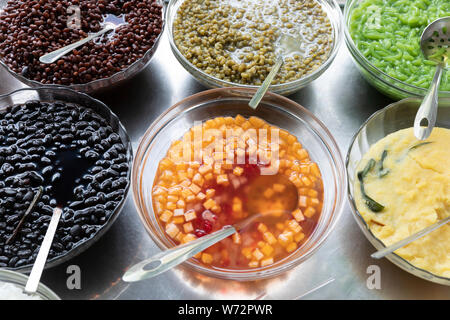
xmin=414 ymin=17 xmax=450 ymax=140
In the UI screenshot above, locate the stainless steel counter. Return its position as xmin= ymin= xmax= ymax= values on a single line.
xmin=0 ymin=31 xmax=449 ymax=300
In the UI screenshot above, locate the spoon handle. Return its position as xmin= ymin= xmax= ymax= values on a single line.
xmin=123 ymin=226 xmax=236 ymax=282
xmin=248 ymin=55 xmax=283 ymax=109
xmin=39 ymin=26 xmax=114 ymax=64
xmin=25 ymin=207 xmax=62 ymax=293
xmin=371 ymin=215 xmax=450 ymax=259
xmin=414 ymin=63 xmax=443 ymax=140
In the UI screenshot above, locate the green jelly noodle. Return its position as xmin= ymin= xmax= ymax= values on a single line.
xmin=349 ymin=0 xmax=450 ymax=92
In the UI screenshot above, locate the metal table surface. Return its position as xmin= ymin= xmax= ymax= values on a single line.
xmin=0 ymin=30 xmax=449 ymax=300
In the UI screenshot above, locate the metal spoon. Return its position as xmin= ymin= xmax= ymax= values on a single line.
xmin=39 ymin=14 xmax=126 ymax=64
xmin=414 ymin=17 xmax=450 ymax=140
xmin=249 ymin=34 xmax=304 ymax=109
xmin=371 ymin=215 xmax=450 ymax=259
xmin=123 ymin=175 xmax=298 ymax=282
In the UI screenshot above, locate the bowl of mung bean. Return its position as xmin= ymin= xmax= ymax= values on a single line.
xmin=167 ymin=0 xmax=343 ymax=95
xmin=132 ymin=87 xmax=346 ymax=280
xmin=344 ymin=0 xmax=450 ymax=100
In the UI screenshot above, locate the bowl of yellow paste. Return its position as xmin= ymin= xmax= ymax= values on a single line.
xmin=347 ymin=97 xmax=450 ymax=285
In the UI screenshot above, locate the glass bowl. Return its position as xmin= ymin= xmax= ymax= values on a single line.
xmin=0 ymin=269 xmax=60 ymax=300
xmin=0 ymin=87 xmax=133 ymax=272
xmin=132 ymin=87 xmax=346 ymax=280
xmin=346 ymin=97 xmax=450 ymax=285
xmin=167 ymin=0 xmax=343 ymax=96
xmin=344 ymin=0 xmax=450 ymax=101
xmin=0 ymin=0 xmax=165 ymax=94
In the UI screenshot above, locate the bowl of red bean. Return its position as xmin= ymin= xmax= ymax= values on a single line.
xmin=0 ymin=0 xmax=165 ymax=93
xmin=132 ymin=88 xmax=346 ymax=280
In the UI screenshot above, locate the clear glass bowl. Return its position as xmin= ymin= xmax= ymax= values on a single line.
xmin=0 ymin=269 xmax=60 ymax=300
xmin=0 ymin=87 xmax=133 ymax=272
xmin=167 ymin=0 xmax=343 ymax=96
xmin=132 ymin=87 xmax=346 ymax=280
xmin=346 ymin=97 xmax=450 ymax=285
xmin=0 ymin=0 xmax=165 ymax=94
xmin=344 ymin=0 xmax=450 ymax=101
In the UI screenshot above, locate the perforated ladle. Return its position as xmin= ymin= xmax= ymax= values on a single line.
xmin=414 ymin=17 xmax=450 ymax=140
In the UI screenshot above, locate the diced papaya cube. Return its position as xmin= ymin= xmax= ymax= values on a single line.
xmin=183 ymin=222 xmax=194 ymax=233
xmin=189 ymin=183 xmax=201 ymax=195
xmin=278 ymin=231 xmax=293 ymax=246
xmin=182 ymin=233 xmax=197 ymax=244
xmin=204 ymin=173 xmax=214 ymax=181
xmin=205 ymin=189 xmax=215 ymax=199
xmin=294 ymin=232 xmax=305 ymax=243
xmin=166 ymin=202 xmax=177 ymax=210
xmin=198 ymin=164 xmax=212 ymax=175
xmin=201 ymin=253 xmax=213 ymax=264
xmin=301 ymin=176 xmax=312 ymax=187
xmin=216 ymin=174 xmax=229 ymax=185
xmin=232 ymin=233 xmax=241 ymax=244
xmin=203 ymin=198 xmax=216 ymax=210
xmin=184 ymin=209 xmax=196 ymax=221
xmin=235 ymin=114 xmax=246 ymax=125
xmin=196 ymin=192 xmax=206 ymax=201
xmin=173 ymin=208 xmax=184 ymax=216
xmin=241 ymin=247 xmax=252 ymax=259
xmin=310 ymin=163 xmax=321 ymax=177
xmin=299 ymin=195 xmax=308 ymax=207
xmin=233 ymin=166 xmax=244 ymax=176
xmin=263 ymin=231 xmax=277 ymax=245
xmin=273 ymin=183 xmax=286 ymax=192
xmin=297 ymin=148 xmax=309 ymax=160
xmin=286 ymin=242 xmax=297 ymax=253
xmin=160 ymin=210 xmax=173 ymax=223
xmin=165 ymin=223 xmax=179 ymax=239
xmin=248 ymin=260 xmax=259 ymax=268
xmin=292 ymin=208 xmax=305 ymax=222
xmin=252 ymin=248 xmax=264 ymax=261
xmin=176 ymin=199 xmax=186 ymax=209
xmin=287 ymin=219 xmax=302 ymax=233
xmin=261 ymin=257 xmax=274 ymax=267
xmin=304 ymin=207 xmax=316 ymax=218
xmin=261 ymin=244 xmax=274 ymax=257
xmin=172 ymin=216 xmax=184 ymax=224
xmin=192 ymin=173 xmax=204 ymax=186
xmin=257 ymin=223 xmax=268 ymax=233
xmin=263 ymin=188 xmax=274 ymax=199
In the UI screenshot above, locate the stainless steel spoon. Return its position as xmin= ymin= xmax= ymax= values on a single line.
xmin=39 ymin=14 xmax=126 ymax=64
xmin=414 ymin=17 xmax=450 ymax=140
xmin=123 ymin=175 xmax=298 ymax=282
xmin=249 ymin=34 xmax=304 ymax=109
xmin=371 ymin=215 xmax=450 ymax=259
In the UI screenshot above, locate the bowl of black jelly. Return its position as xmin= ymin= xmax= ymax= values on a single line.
xmin=0 ymin=87 xmax=132 ymax=271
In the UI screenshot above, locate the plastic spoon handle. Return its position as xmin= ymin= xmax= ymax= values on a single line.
xmin=25 ymin=207 xmax=62 ymax=293
xmin=123 ymin=226 xmax=236 ymax=282
xmin=39 ymin=25 xmax=114 ymax=64
xmin=414 ymin=63 xmax=444 ymax=140
xmin=248 ymin=55 xmax=283 ymax=109
xmin=371 ymin=215 xmax=450 ymax=259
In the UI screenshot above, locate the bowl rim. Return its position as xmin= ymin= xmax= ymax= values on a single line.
xmin=132 ymin=87 xmax=347 ymax=280
xmin=0 ymin=269 xmax=61 ymax=300
xmin=343 ymin=0 xmax=450 ymax=96
xmin=0 ymin=86 xmax=133 ymax=272
xmin=0 ymin=0 xmax=166 ymax=93
xmin=166 ymin=0 xmax=343 ymax=91
xmin=345 ymin=96 xmax=450 ymax=285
